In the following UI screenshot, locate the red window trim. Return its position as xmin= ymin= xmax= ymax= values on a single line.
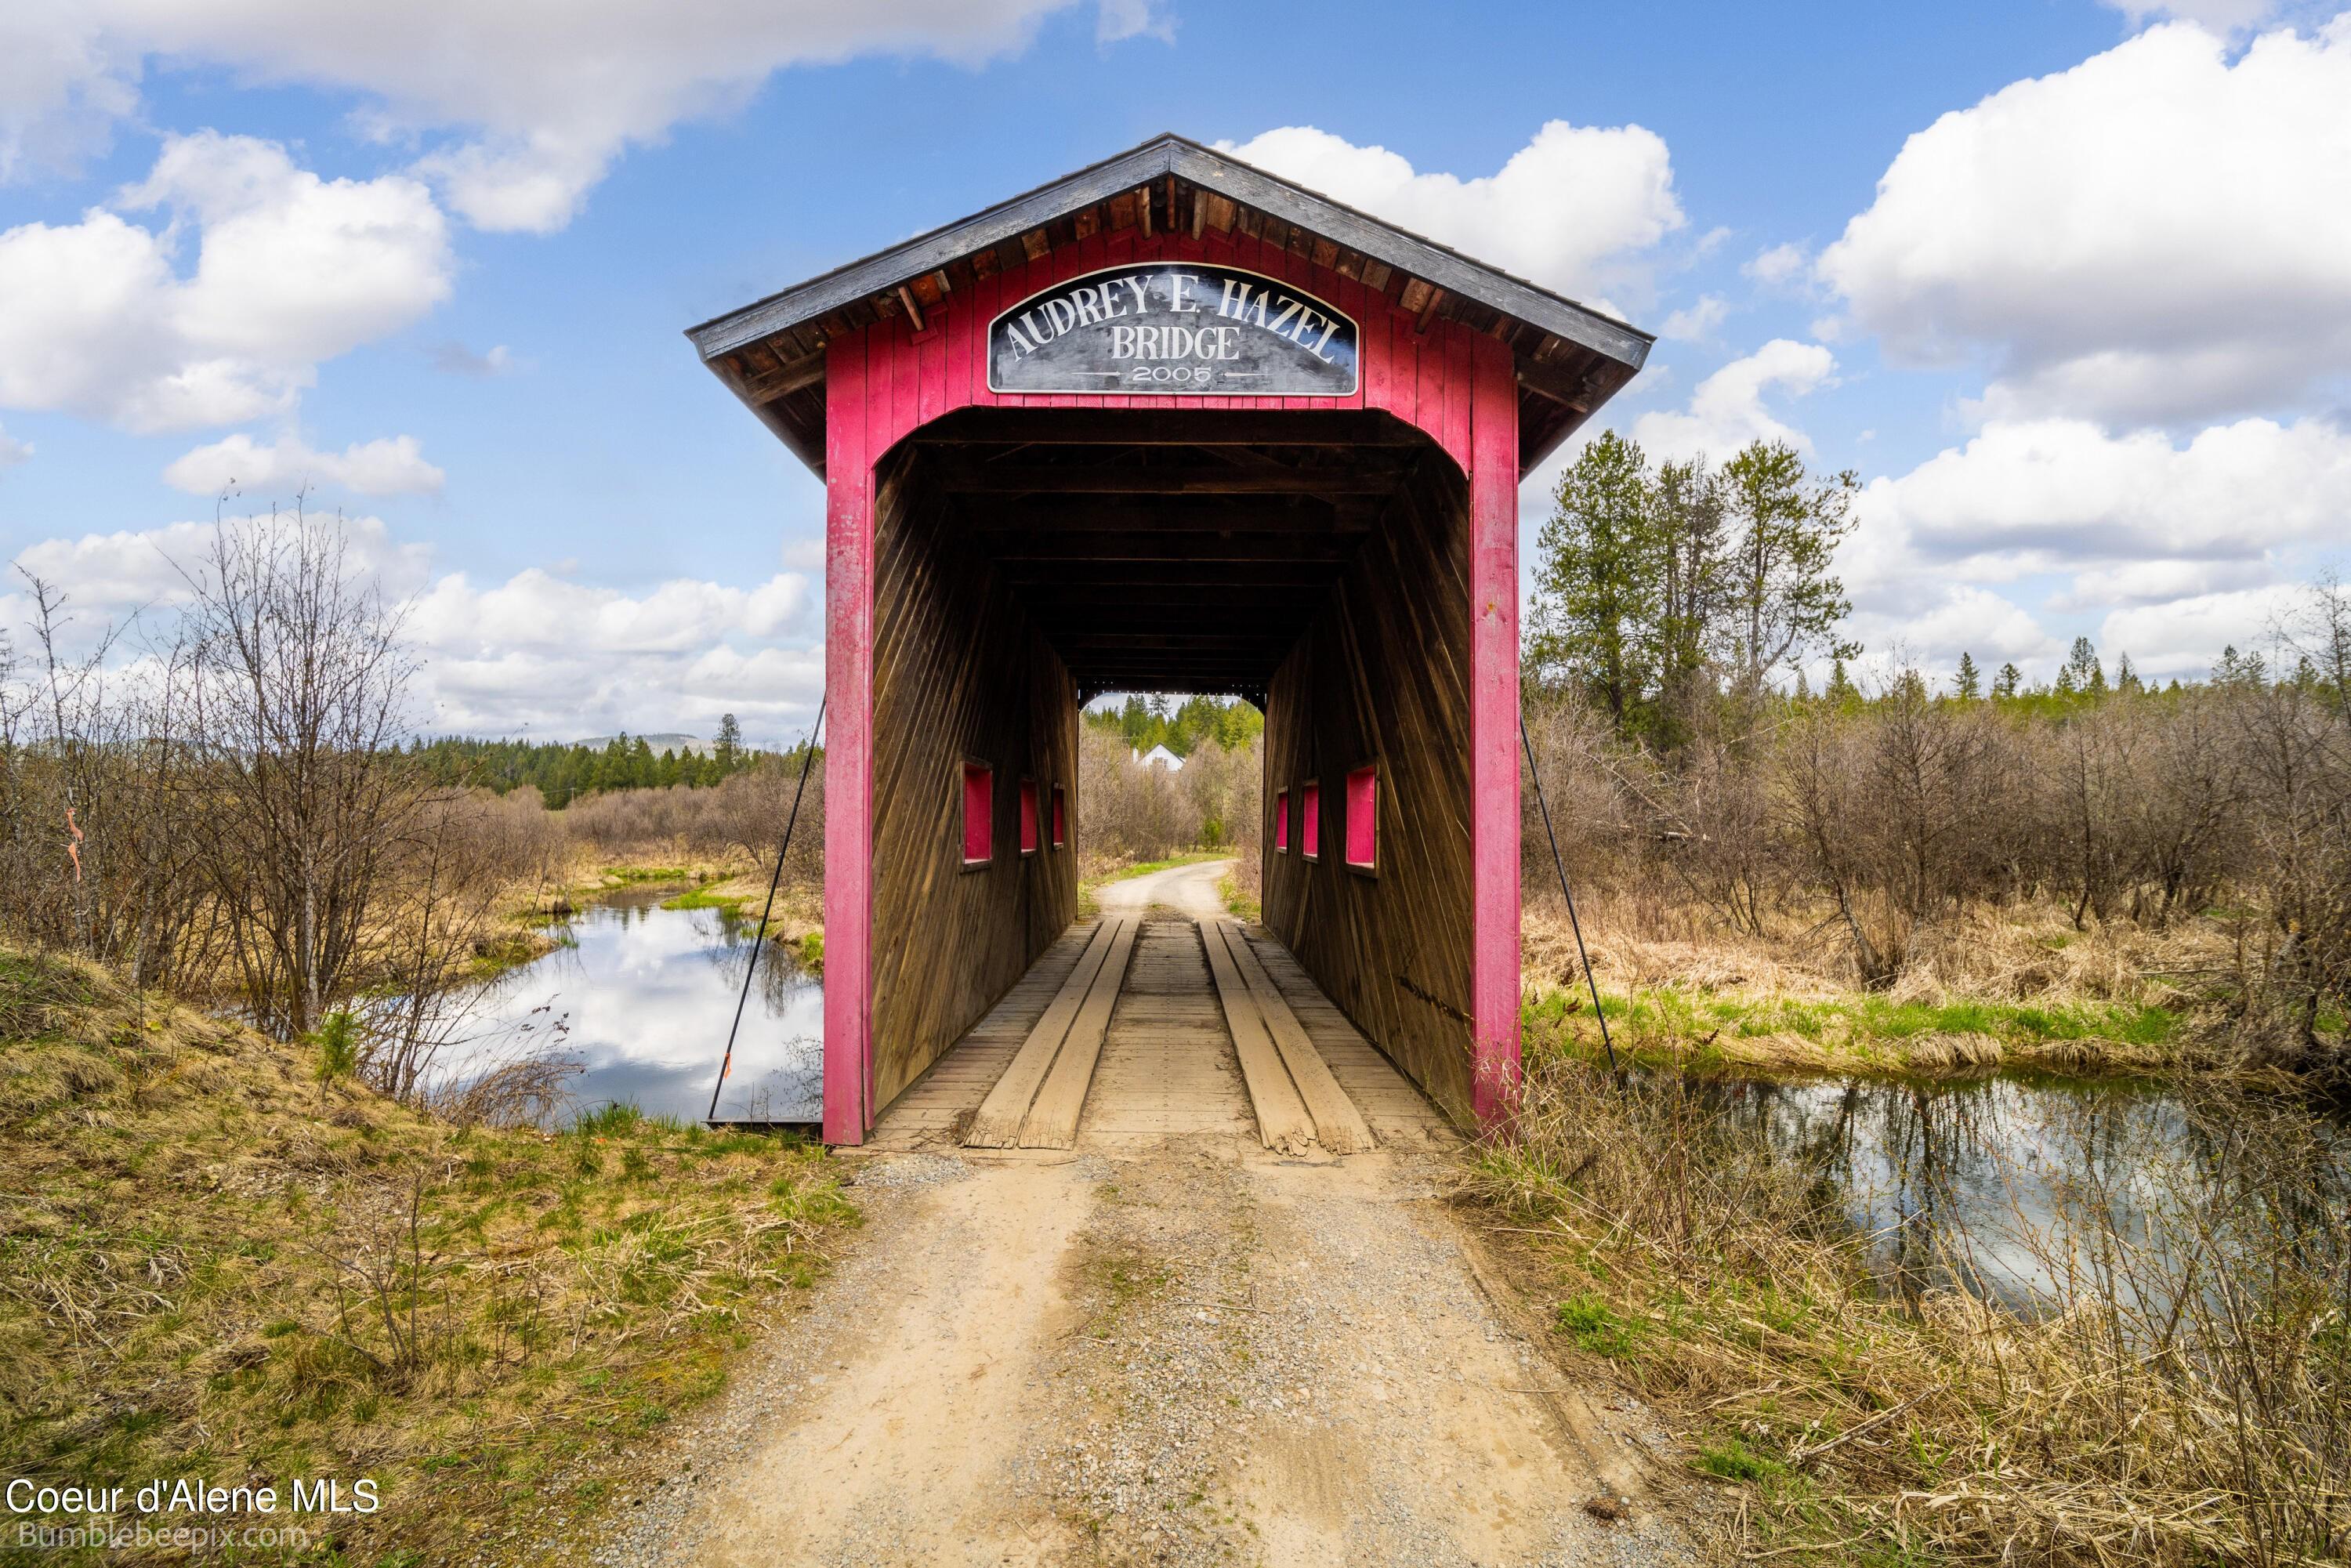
xmin=961 ymin=759 xmax=993 ymax=869
xmin=1050 ymin=783 xmax=1067 ymax=850
xmin=1344 ymin=761 xmax=1378 ymax=875
xmin=1018 ymin=775 xmax=1039 ymax=857
xmin=1273 ymin=787 xmax=1290 ymax=853
xmin=1300 ymin=778 xmax=1321 ymax=862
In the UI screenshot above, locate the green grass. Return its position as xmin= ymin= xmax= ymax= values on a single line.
xmin=1694 ymin=1437 xmax=1785 ymax=1483
xmin=1520 ymin=981 xmax=2183 ymax=1077
xmin=659 ymin=885 xmax=745 ymax=912
xmin=1554 ymin=1291 xmax=1646 ymax=1359
xmin=0 ymin=946 xmax=859 ymax=1566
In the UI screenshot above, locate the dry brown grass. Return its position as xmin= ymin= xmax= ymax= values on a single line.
xmin=1466 ymin=1052 xmax=2351 ymax=1565
xmin=1521 ymin=891 xmax=2233 ymax=1077
xmin=0 ymin=945 xmax=857 ymax=1564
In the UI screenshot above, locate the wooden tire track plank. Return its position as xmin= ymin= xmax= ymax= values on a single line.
xmin=1213 ymin=918 xmax=1377 ymax=1154
xmin=1018 ymin=918 xmax=1145 ymax=1148
xmin=1197 ymin=919 xmax=1318 ymax=1156
xmin=964 ymin=918 xmax=1124 ymax=1147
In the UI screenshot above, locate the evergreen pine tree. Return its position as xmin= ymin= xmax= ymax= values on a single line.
xmin=1994 ymin=662 xmax=2021 ymax=699
xmin=1824 ymin=657 xmax=1859 ymax=706
xmin=2063 ymin=635 xmax=2103 ymax=694
xmin=2114 ymin=652 xmax=2141 ymax=693
xmin=1954 ymin=650 xmax=1981 ymax=700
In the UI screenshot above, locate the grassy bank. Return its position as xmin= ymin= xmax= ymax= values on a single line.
xmin=0 ymin=947 xmax=857 ymax=1564
xmin=1465 ymin=1045 xmax=2351 ymax=1565
xmin=1517 ymin=897 xmax=2266 ymax=1080
xmin=1524 ymin=981 xmax=2186 ymax=1077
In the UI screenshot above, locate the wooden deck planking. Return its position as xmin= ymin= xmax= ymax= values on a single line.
xmin=868 ymin=917 xmax=1454 ymax=1153
xmin=1196 ymin=918 xmax=1316 ymax=1154
xmin=1239 ymin=932 xmax=1459 ymax=1146
xmin=965 ymin=918 xmax=1125 ymax=1147
xmin=1207 ymin=918 xmax=1375 ymax=1154
xmin=865 ymin=923 xmax=1096 ymax=1151
xmin=1016 ymin=918 xmax=1143 ymax=1147
xmin=1081 ymin=921 xmax=1254 ymax=1140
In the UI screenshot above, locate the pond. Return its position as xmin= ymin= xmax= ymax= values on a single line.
xmin=454 ymin=888 xmax=823 ymax=1127
xmin=1714 ymin=1070 xmax=2349 ymax=1311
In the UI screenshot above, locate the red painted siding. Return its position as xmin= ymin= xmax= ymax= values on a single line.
xmin=1273 ymin=787 xmax=1289 ymax=853
xmin=1468 ymin=334 xmax=1522 ymax=1125
xmin=1019 ymin=777 xmax=1039 ymax=856
xmin=1301 ymin=780 xmax=1321 ymax=860
xmin=824 ymin=226 xmax=1522 ymax=1139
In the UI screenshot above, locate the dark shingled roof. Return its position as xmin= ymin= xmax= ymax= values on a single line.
xmin=686 ymin=132 xmax=1653 ymax=476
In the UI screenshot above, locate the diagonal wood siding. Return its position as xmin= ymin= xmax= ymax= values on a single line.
xmin=868 ymin=448 xmax=1079 ymax=1112
xmin=1261 ymin=452 xmax=1476 ymax=1124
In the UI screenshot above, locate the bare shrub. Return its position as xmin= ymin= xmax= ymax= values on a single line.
xmin=1518 ymin=587 xmax=2351 ymax=1063
xmin=1078 ymin=726 xmax=1201 ymax=867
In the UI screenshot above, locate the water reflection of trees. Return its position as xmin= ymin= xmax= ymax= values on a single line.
xmin=702 ymin=909 xmax=820 ymax=1016
xmin=1709 ymin=1070 xmax=2350 ymax=1317
xmin=702 ymin=909 xmax=823 ymax=1121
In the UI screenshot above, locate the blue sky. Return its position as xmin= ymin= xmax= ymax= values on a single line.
xmin=3 ymin=0 xmax=2347 ymax=742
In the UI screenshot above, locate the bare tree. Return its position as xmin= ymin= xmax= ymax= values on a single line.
xmin=178 ymin=506 xmax=427 ymax=1038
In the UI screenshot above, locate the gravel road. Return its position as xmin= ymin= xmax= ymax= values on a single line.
xmin=573 ymin=1132 xmax=1705 ymax=1567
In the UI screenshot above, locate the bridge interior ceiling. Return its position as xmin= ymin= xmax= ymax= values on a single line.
xmin=907 ymin=407 xmax=1434 ymax=704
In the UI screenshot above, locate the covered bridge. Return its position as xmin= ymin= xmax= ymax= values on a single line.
xmin=688 ymin=134 xmax=1648 ymax=1146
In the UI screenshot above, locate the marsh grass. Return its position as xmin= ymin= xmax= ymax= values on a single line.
xmin=1524 ymin=977 xmax=2184 ymax=1077
xmin=1521 ymin=896 xmax=2223 ymax=1078
xmin=1467 ymin=1044 xmax=2351 ymax=1564
xmin=0 ymin=946 xmax=857 ymax=1564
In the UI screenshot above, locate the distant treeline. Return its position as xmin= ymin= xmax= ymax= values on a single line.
xmin=407 ymin=714 xmax=808 ymax=804
xmin=1084 ymin=693 xmax=1263 ymax=758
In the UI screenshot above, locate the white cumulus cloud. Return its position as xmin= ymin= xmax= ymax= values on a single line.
xmin=164 ymin=432 xmax=445 ymax=498
xmin=1835 ymin=414 xmax=2351 ymax=681
xmin=0 ymin=422 xmax=29 ymax=472
xmin=5 ymin=516 xmax=825 ymax=740
xmin=2102 ymin=0 xmax=2280 ymax=30
xmin=1215 ymin=121 xmax=1684 ymax=311
xmin=0 ymin=0 xmax=1134 ymax=234
xmin=0 ymin=132 xmax=451 ymax=432
xmin=2097 ymin=585 xmax=2313 ymax=679
xmin=1859 ymin=415 xmax=2351 ymax=571
xmin=1659 ymin=294 xmax=1727 ymax=342
xmin=1817 ymin=18 xmax=2351 ymax=425
xmin=1630 ymin=339 xmax=1835 ymax=462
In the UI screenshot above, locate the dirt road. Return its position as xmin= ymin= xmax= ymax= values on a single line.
xmin=1092 ymin=856 xmax=1233 ymax=918
xmin=582 ymin=889 xmax=1700 ymax=1568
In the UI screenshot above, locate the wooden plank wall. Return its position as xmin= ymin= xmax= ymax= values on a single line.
xmin=1261 ymin=453 xmax=1477 ymax=1124
xmin=868 ymin=447 xmax=1079 ymax=1113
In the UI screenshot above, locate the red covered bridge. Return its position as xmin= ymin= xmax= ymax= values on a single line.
xmin=688 ymin=135 xmax=1647 ymax=1147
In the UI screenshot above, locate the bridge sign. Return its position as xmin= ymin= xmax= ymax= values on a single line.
xmin=988 ymin=263 xmax=1359 ymax=397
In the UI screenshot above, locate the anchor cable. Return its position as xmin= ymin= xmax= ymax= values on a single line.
xmin=707 ymin=694 xmax=826 ymax=1124
xmin=1519 ymin=711 xmax=1619 ymax=1074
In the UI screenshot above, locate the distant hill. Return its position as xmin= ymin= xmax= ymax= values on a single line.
xmin=572 ymin=732 xmax=710 ymax=755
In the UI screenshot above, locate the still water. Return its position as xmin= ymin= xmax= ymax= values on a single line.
xmin=1715 ymin=1072 xmax=2346 ymax=1309
xmin=460 ymin=889 xmax=822 ymax=1126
